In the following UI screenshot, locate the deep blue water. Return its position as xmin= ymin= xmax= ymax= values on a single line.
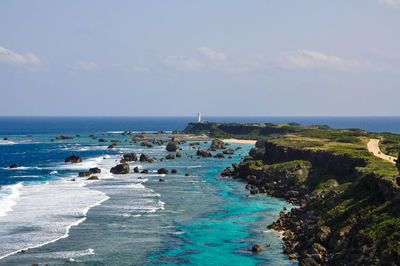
xmin=1 ymin=116 xmax=400 ymax=134
xmin=0 ymin=116 xmax=399 ymax=265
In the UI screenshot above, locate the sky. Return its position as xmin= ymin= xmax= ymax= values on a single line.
xmin=0 ymin=0 xmax=399 ymax=116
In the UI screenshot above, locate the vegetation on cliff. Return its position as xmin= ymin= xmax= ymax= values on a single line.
xmin=206 ymin=121 xmax=400 ymax=265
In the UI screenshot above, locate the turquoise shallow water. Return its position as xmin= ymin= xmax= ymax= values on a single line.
xmin=0 ymin=134 xmax=295 ymax=265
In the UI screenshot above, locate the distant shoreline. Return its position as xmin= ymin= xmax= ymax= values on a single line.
xmin=222 ymin=139 xmax=257 ymax=144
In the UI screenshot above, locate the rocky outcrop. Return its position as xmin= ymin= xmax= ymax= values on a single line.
xmin=87 ymin=176 xmax=99 ymax=180
xmin=396 ymin=151 xmax=400 ymax=174
xmin=210 ymin=139 xmax=226 ymax=150
xmin=197 ymin=149 xmax=212 ymax=158
xmin=79 ymin=171 xmax=91 ymax=177
xmin=223 ymin=148 xmax=234 ymax=155
xmin=9 ymin=164 xmax=18 ymax=169
xmin=166 ymin=153 xmax=176 ymax=160
xmin=56 ymin=135 xmax=73 ymax=140
xmin=158 ymin=168 xmax=168 ymax=174
xmin=215 ymin=153 xmax=225 ymax=158
xmin=263 ymin=141 xmax=366 ymax=176
xmin=65 ymin=155 xmax=82 ymax=163
xmin=89 ymin=167 xmax=101 ymax=174
xmin=176 ymin=152 xmax=182 ymax=158
xmin=98 ymin=138 xmax=108 ymax=142
xmin=123 ymin=153 xmax=137 ymax=162
xmin=134 ymin=167 xmax=139 ymax=173
xmin=140 ymin=154 xmax=154 ymax=163
xmin=166 ymin=142 xmax=179 ymax=152
xmin=110 ymin=163 xmax=130 ymax=174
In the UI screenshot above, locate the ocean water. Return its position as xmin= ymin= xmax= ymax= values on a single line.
xmin=0 ymin=116 xmax=399 ymax=265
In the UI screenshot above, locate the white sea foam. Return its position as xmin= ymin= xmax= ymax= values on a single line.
xmin=0 ymin=183 xmax=23 ymax=217
xmin=0 ymin=140 xmax=16 ymax=145
xmin=0 ymin=180 xmax=109 ymax=260
xmin=1 ymin=166 xmax=42 ymax=170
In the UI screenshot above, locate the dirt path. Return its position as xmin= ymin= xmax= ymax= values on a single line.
xmin=367 ymin=139 xmax=397 ymax=164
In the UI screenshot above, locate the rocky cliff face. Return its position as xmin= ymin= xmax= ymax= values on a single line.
xmin=223 ymin=140 xmax=400 ymax=265
xmin=263 ymin=141 xmax=367 ymax=176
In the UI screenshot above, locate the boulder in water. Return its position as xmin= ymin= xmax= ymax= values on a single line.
xmin=65 ymin=155 xmax=82 ymax=163
xmin=134 ymin=166 xmax=139 ymax=173
xmin=79 ymin=171 xmax=91 ymax=177
xmin=210 ymin=139 xmax=226 ymax=150
xmin=9 ymin=164 xmax=18 ymax=169
xmin=166 ymin=153 xmax=176 ymax=160
xmin=197 ymin=149 xmax=212 ymax=158
xmin=87 ymin=176 xmax=99 ymax=180
xmin=252 ymin=245 xmax=262 ymax=253
xmin=166 ymin=142 xmax=179 ymax=152
xmin=158 ymin=168 xmax=168 ymax=174
xmin=223 ymin=148 xmax=235 ymax=155
xmin=89 ymin=167 xmax=101 ymax=174
xmin=110 ymin=163 xmax=130 ymax=174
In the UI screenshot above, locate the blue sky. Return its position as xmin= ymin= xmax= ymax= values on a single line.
xmin=0 ymin=0 xmax=399 ymax=116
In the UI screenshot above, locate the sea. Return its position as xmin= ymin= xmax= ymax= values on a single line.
xmin=0 ymin=116 xmax=399 ymax=266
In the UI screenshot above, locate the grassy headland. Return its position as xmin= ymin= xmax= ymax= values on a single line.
xmin=185 ymin=121 xmax=400 ymax=265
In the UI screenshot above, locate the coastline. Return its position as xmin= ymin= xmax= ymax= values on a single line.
xmin=222 ymin=139 xmax=257 ymax=144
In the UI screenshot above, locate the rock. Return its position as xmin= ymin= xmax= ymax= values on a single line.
xmin=87 ymin=176 xmax=99 ymax=180
xmin=76 ymin=134 xmax=80 ymax=137
xmin=98 ymin=138 xmax=108 ymax=142
xmin=288 ymin=253 xmax=297 ymax=260
xmin=185 ymin=173 xmax=191 ymax=176
xmin=159 ymin=178 xmax=165 ymax=182
xmin=166 ymin=142 xmax=179 ymax=152
xmin=3 ymin=137 xmax=8 ymax=140
xmin=252 ymin=245 xmax=262 ymax=253
xmin=215 ymin=153 xmax=225 ymax=158
xmin=396 ymin=152 xmax=400 ymax=174
xmin=210 ymin=139 xmax=226 ymax=150
xmin=190 ymin=142 xmax=201 ymax=146
xmin=110 ymin=163 xmax=130 ymax=174
xmin=221 ymin=167 xmax=232 ymax=177
xmin=9 ymin=164 xmax=18 ymax=169
xmin=197 ymin=149 xmax=212 ymax=157
xmin=56 ymin=135 xmax=73 ymax=140
xmin=166 ymin=153 xmax=176 ymax=160
xmin=223 ymin=148 xmax=235 ymax=155
xmin=65 ymin=155 xmax=82 ymax=163
xmin=123 ymin=153 xmax=137 ymax=161
xmin=89 ymin=167 xmax=101 ymax=174
xmin=107 ymin=143 xmax=117 ymax=149
xmin=176 ymin=152 xmax=182 ymax=158
xmin=134 ymin=167 xmax=139 ymax=173
xmin=141 ymin=169 xmax=149 ymax=174
xmin=158 ymin=168 xmax=168 ymax=174
xmin=79 ymin=171 xmax=91 ymax=177
xmin=70 ymin=178 xmax=75 ymax=181
xmin=140 ymin=154 xmax=154 ymax=163
xmin=171 ymin=169 xmax=178 ymax=174
xmin=283 ymin=207 xmax=287 ymax=210
xmin=299 ymin=257 xmax=319 ymax=266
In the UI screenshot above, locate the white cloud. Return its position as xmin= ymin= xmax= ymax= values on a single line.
xmin=77 ymin=60 xmax=99 ymax=70
xmin=134 ymin=66 xmax=149 ymax=72
xmin=281 ymin=50 xmax=377 ymax=71
xmin=378 ymin=0 xmax=400 ymax=7
xmin=198 ymin=46 xmax=226 ymax=61
xmin=0 ymin=46 xmax=41 ymax=66
xmin=164 ymin=55 xmax=204 ymax=71
xmin=66 ymin=60 xmax=99 ymax=71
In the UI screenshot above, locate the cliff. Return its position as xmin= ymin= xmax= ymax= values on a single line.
xmin=224 ymin=140 xmax=400 ymax=265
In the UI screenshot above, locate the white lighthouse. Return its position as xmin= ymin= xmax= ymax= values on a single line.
xmin=197 ymin=112 xmax=201 ymax=123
